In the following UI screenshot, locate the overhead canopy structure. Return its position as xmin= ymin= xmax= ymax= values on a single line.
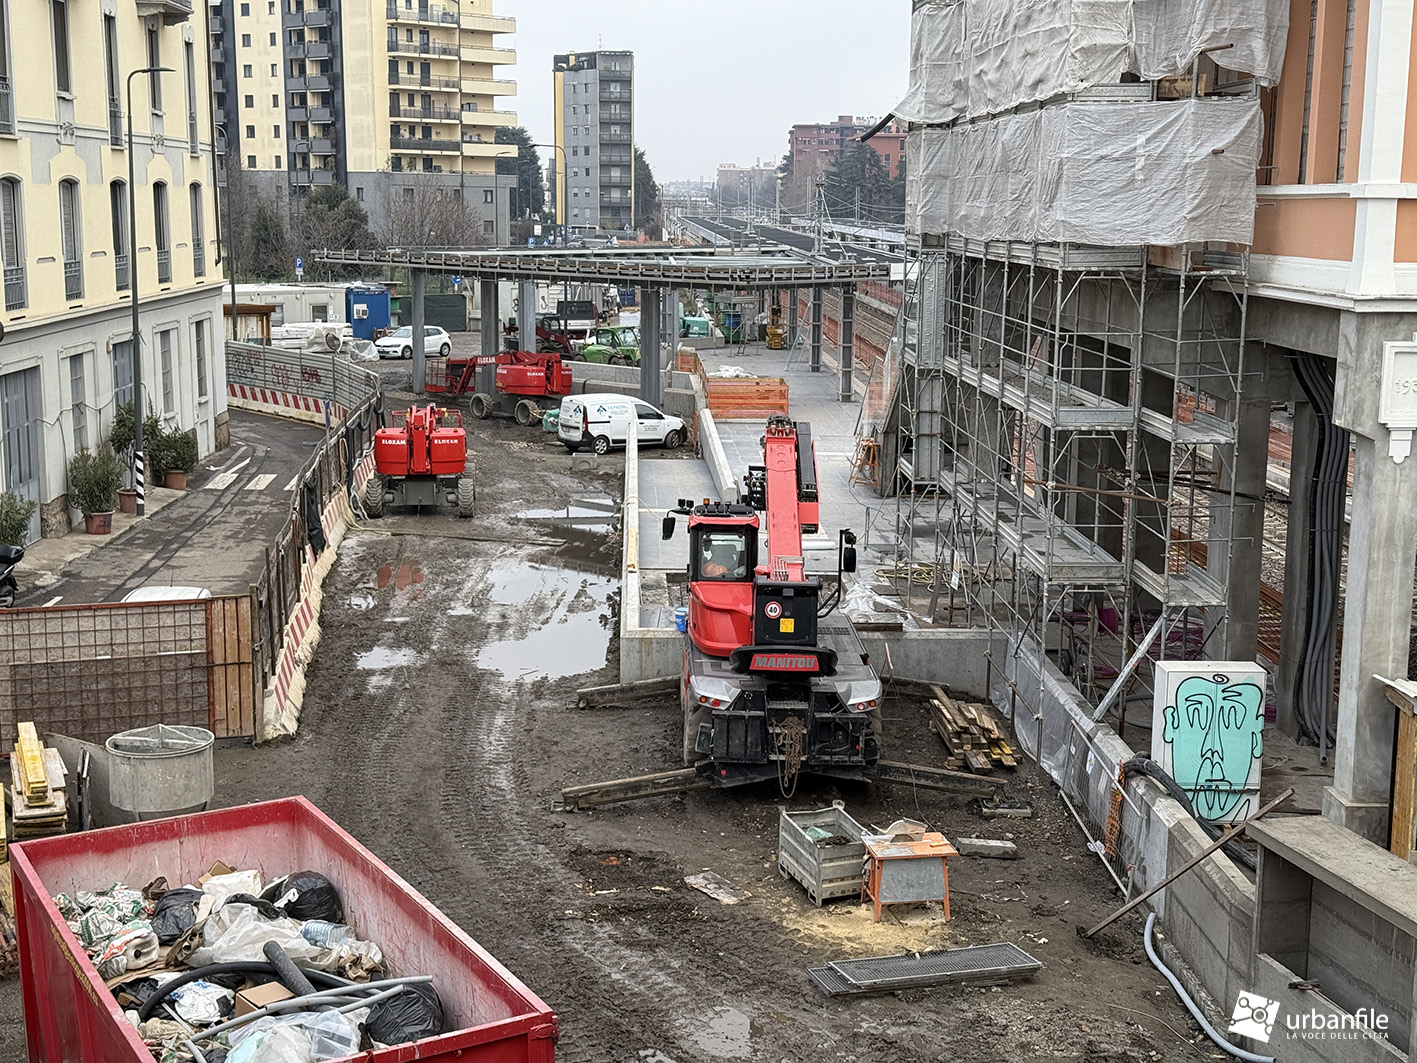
xmin=311 ymin=248 xmax=891 ymax=289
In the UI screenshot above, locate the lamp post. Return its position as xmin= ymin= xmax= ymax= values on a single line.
xmin=530 ymin=142 xmax=567 ymax=245
xmin=126 ymin=65 xmax=173 ymax=517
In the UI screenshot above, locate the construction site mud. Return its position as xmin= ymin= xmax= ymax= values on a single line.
xmin=0 ymin=422 xmax=1208 ymax=1063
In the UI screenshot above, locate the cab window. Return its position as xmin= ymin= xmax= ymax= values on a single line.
xmin=635 ymin=404 xmax=663 ymax=420
xmin=696 ymin=529 xmax=749 ymax=581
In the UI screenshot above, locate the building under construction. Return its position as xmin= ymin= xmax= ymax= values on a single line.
xmin=871 ymin=4 xmax=1417 ymax=1059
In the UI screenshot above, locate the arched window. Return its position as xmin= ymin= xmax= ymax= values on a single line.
xmin=153 ymin=181 xmax=170 ymax=284
xmin=188 ymin=182 xmax=204 ymax=277
xmin=1 ymin=176 xmax=25 ymax=310
xmin=59 ymin=178 xmax=82 ymax=300
xmin=110 ymin=179 xmax=129 ymax=291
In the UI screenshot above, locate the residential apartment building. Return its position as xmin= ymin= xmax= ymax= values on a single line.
xmin=0 ymin=0 xmax=225 ymax=542
xmin=552 ymin=50 xmax=634 ymax=234
xmin=789 ymin=115 xmax=906 ymax=179
xmin=208 ymin=0 xmax=517 ymax=237
xmin=714 ymin=163 xmax=777 ymax=213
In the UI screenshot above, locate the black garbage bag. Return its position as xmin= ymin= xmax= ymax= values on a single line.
xmin=365 ymin=983 xmax=445 ymax=1046
xmin=224 ymin=893 xmax=285 ymax=921
xmin=150 ymin=888 xmax=204 ymax=945
xmin=271 ymin=871 xmax=344 ymax=924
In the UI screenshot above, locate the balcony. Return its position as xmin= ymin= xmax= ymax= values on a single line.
xmin=192 ymin=242 xmax=205 ymax=278
xmin=387 ymin=38 xmax=458 ymax=58
xmin=290 ymin=136 xmax=310 ymax=152
xmin=600 ymin=152 xmax=632 ymax=166
xmin=461 ymin=45 xmax=515 ymax=65
xmin=114 ymin=253 xmax=129 ymax=292
xmin=385 ymin=0 xmax=459 ymax=25
xmin=286 ymin=106 xmax=307 ymax=122
xmin=188 ymin=113 xmax=199 ymax=154
xmin=290 ymin=167 xmax=335 ymax=185
xmin=3 ymin=266 xmax=24 ymax=310
xmin=602 ymin=172 xmax=631 ymax=186
xmin=389 ymin=73 xmax=458 ymax=90
xmin=310 ymin=137 xmax=333 ymax=154
xmin=109 ymin=98 xmax=124 ymax=146
xmin=0 ymin=79 xmax=13 ymax=136
xmin=459 ymin=108 xmax=517 ymax=129
xmin=460 ymin=11 xmax=514 ymax=33
xmin=392 ymin=104 xmax=459 ymax=122
xmin=599 ymin=129 xmax=631 ymax=145
xmin=600 ymin=66 xmax=630 ymax=81
xmin=211 ymin=43 xmax=226 ymax=64
xmin=282 ymin=6 xmax=330 ymax=28
xmin=135 ymin=0 xmax=192 ymax=25
xmin=460 ymin=141 xmax=511 ymax=160
xmin=156 ymin=248 xmax=171 ymax=284
xmin=460 ymin=77 xmax=515 ymax=96
xmin=391 ymin=134 xmax=459 ymax=153
xmin=209 ymin=14 xmax=223 ymax=33
xmin=599 ymin=88 xmax=629 ymax=102
xmin=298 ymin=73 xmax=331 ymax=92
xmin=63 ymin=260 xmax=82 ymax=301
xmin=308 ymin=105 xmax=332 ymax=121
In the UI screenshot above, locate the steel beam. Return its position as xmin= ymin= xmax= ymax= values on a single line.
xmin=840 ymin=285 xmax=855 ymax=402
xmin=479 ymin=278 xmax=498 ymax=358
xmin=810 ymin=287 xmax=823 ymax=373
xmin=641 ymin=287 xmax=662 ymax=408
xmin=411 ymin=269 xmax=427 ymax=394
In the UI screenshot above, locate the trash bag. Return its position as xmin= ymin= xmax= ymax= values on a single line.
xmin=274 ymin=872 xmax=343 ymax=924
xmin=229 ymin=1010 xmax=362 ymax=1063
xmin=150 ymin=888 xmax=204 ymax=944
xmin=224 ymin=893 xmax=285 ymax=921
xmin=365 ymin=983 xmax=445 ymax=1046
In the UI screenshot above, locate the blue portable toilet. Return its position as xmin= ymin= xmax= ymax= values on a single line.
xmin=345 ymin=286 xmax=390 ymax=341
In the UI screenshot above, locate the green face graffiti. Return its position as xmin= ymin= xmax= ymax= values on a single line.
xmin=1162 ymin=673 xmax=1265 ymax=820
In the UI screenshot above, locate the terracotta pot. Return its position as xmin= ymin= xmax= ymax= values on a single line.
xmin=85 ymin=512 xmax=113 ymax=535
xmin=164 ymin=470 xmax=187 ymax=490
xmin=117 ymin=488 xmax=138 ymax=515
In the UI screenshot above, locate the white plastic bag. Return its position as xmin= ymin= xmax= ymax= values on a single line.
xmin=169 ymin=980 xmax=234 ymax=1025
xmin=228 ymin=1011 xmax=362 ymax=1063
xmin=187 ymin=904 xmax=325 ymax=968
xmin=202 ymin=870 xmax=264 ymax=908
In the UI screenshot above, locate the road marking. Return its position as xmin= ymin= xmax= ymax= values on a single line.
xmin=205 ymin=471 xmax=239 ymax=491
xmin=43 ymin=595 xmax=62 ymax=607
xmin=282 ymin=475 xmax=299 ymax=492
xmin=245 ymin=473 xmax=277 ymax=491
xmin=227 ymin=456 xmax=252 ymax=475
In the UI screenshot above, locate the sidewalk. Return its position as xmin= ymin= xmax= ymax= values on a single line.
xmin=16 ymin=486 xmax=184 ymax=594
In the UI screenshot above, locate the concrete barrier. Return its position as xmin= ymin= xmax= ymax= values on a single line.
xmin=696 ymin=410 xmax=740 ymax=504
xmin=618 ymin=422 xmax=684 ymax=682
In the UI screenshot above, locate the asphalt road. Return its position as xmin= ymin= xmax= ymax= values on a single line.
xmin=17 ymin=409 xmax=325 ymax=606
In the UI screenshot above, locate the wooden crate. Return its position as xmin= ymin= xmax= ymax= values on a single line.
xmin=701 ymin=376 xmax=790 ymax=420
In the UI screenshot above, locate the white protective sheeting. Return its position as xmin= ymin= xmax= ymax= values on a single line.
xmin=911 ymin=98 xmax=1263 ymax=245
xmin=1132 ymin=0 xmax=1291 ymax=86
xmin=895 ymin=0 xmax=1289 ymax=123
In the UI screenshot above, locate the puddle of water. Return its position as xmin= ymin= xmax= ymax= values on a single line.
xmin=356 ymin=647 xmax=422 ymax=670
xmin=475 ymin=610 xmax=611 ymax=680
xmin=468 ymin=562 xmax=616 ymax=680
xmin=673 ymin=1007 xmax=752 ymax=1060
xmin=377 ymin=561 xmax=425 ymax=591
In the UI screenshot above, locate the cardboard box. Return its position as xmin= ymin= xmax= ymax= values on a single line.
xmin=235 ymin=981 xmax=295 ymax=1017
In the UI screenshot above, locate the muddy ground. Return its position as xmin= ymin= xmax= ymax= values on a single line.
xmin=0 ymin=410 xmax=1217 ymax=1063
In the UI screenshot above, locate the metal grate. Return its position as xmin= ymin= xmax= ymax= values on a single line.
xmin=810 ymin=942 xmax=1043 ymax=995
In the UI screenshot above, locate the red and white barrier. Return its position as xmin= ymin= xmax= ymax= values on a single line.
xmin=228 ymin=382 xmax=351 ymax=425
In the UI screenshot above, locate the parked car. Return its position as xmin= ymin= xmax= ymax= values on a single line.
xmin=580 ymin=326 xmax=641 ymax=366
xmin=120 ymin=585 xmax=212 ymax=603
xmin=374 ymin=325 xmax=452 ymax=359
xmin=558 ymin=393 xmax=686 ymax=455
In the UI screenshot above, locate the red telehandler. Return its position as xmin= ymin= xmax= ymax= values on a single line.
xmin=425 ymin=350 xmax=574 ymax=425
xmin=661 ymin=415 xmax=880 ymax=794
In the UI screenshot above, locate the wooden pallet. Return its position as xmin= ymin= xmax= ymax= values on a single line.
xmin=927 ymin=685 xmax=1018 ymax=773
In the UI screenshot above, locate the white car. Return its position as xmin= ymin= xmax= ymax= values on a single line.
xmin=374 ymin=325 xmax=452 ymax=360
xmin=121 ymin=585 xmax=212 ymax=603
xmin=558 ymin=394 xmax=687 ymax=454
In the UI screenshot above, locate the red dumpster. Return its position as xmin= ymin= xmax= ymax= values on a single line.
xmin=10 ymin=796 xmax=557 ymax=1063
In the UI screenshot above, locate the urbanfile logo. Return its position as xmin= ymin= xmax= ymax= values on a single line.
xmin=1228 ymin=993 xmax=1280 ymax=1043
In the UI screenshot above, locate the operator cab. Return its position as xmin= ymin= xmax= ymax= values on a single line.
xmin=694 ymin=526 xmax=753 ymax=581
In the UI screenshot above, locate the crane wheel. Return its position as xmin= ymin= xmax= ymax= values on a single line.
xmin=456 ymin=476 xmax=475 ymax=518
xmin=470 ymin=393 xmax=491 ymax=419
xmin=363 ymin=473 xmax=385 ymax=518
xmin=514 ymin=399 xmax=536 ymax=426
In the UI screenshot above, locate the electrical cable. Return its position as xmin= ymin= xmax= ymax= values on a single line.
xmin=136 ymin=961 xmax=349 ymax=1022
xmin=1144 ymin=914 xmax=1275 ymax=1063
xmin=1121 ymin=755 xmax=1256 ymax=871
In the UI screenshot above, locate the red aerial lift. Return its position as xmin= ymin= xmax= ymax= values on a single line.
xmin=661 ymin=415 xmax=880 ymax=793
xmin=425 ymin=350 xmax=574 ymax=425
xmin=364 ymin=404 xmax=475 ymax=518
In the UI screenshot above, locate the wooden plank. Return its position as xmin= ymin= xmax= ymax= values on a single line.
xmin=15 ymin=723 xmax=48 ymax=799
xmin=238 ymin=663 xmax=255 ymax=737
xmin=224 ymin=598 xmax=240 ymax=667
xmin=211 ymin=665 xmax=229 ymax=739
xmin=236 ymin=596 xmax=253 ymax=663
xmin=1393 ymin=708 xmax=1417 ymax=862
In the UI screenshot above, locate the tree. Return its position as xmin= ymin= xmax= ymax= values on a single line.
xmin=495 ymin=126 xmax=545 ymax=219
xmin=294 ymin=184 xmax=380 ymax=281
xmin=823 ymin=143 xmax=891 ymax=223
xmin=245 ymin=197 xmax=290 ymax=281
xmin=634 ymin=147 xmax=662 ymax=239
xmin=383 ymin=178 xmax=490 ymax=249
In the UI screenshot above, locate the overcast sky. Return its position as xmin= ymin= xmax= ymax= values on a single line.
xmin=497 ymin=1 xmax=911 ymax=183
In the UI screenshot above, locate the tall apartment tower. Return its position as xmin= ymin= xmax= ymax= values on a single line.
xmin=0 ymin=0 xmax=225 ymax=542
xmin=552 ymin=51 xmax=634 ymax=234
xmin=208 ymin=0 xmax=517 ymax=235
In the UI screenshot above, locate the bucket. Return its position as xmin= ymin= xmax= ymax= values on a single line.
xmin=106 ymin=724 xmax=215 ymax=822
xmin=674 ymin=607 xmax=688 ymax=633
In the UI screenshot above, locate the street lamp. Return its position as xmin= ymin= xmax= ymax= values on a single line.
xmin=126 ymin=65 xmax=173 ymax=517
xmin=530 ymin=142 xmax=567 ymax=245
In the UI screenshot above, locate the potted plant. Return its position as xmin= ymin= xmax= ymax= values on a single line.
xmin=158 ymin=426 xmax=198 ymax=490
xmin=0 ymin=490 xmax=36 ymax=546
xmin=109 ymin=402 xmax=161 ymax=511
xmin=68 ymin=445 xmax=125 ymax=534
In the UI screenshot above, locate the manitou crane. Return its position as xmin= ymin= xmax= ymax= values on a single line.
xmin=662 ymin=415 xmax=881 ymax=794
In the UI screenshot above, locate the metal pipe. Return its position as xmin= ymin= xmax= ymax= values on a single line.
xmin=191 ymin=976 xmax=432 ymax=1042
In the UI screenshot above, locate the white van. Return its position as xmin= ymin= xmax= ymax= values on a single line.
xmin=558 ymin=393 xmax=687 ymax=455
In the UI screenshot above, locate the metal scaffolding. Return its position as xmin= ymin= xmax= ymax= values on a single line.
xmin=893 ymin=237 xmax=1249 ymax=711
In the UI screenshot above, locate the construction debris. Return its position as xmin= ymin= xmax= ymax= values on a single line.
xmin=808 ymin=942 xmax=1044 ymax=997
xmin=954 ymin=838 xmax=1020 ymax=860
xmin=684 ymin=872 xmax=750 ymax=905
xmin=928 ymin=686 xmax=1017 ymax=773
xmin=978 ymin=797 xmax=1033 ymax=819
xmin=7 ymin=724 xmax=69 ymax=839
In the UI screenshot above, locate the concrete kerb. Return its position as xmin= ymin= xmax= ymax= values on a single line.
xmin=696 ymin=410 xmax=740 ymax=504
xmin=619 ymin=422 xmax=684 ymax=683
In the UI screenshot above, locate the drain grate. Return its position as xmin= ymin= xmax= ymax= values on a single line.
xmin=809 ymin=942 xmax=1043 ymax=996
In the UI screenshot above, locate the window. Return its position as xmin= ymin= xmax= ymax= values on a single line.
xmin=696 ymin=529 xmax=749 ymax=581
xmin=239 ymin=2 xmax=249 ymax=12
xmin=267 ymin=2 xmax=274 ymax=12
xmin=153 ymin=181 xmax=170 ymax=283
xmin=245 ymin=124 xmax=255 ymax=138
xmin=194 ymin=319 xmax=208 ymax=399
xmin=572 ymin=189 xmax=578 ymax=198
xmin=273 ymin=125 xmax=280 ymax=137
xmin=102 ymin=15 xmax=120 ymax=138
xmin=146 ymin=21 xmax=162 ymax=109
xmin=268 ymin=32 xmax=276 ymax=45
xmin=271 ymin=94 xmax=278 ymax=106
xmin=0 ymin=177 xmax=25 ymax=310
xmin=243 ymin=64 xmax=252 ymax=79
xmin=51 ymin=0 xmax=71 ymax=93
xmin=572 ymin=146 xmax=578 ymax=156
xmin=59 ymin=178 xmax=81 ymax=300
xmin=273 ymin=155 xmax=281 ymax=168
xmin=241 ymin=33 xmax=251 ymax=46
xmin=244 ymin=94 xmax=254 ymax=107
xmin=482 ymin=219 xmax=494 ymax=236
xmin=355 ymin=186 xmax=363 ymax=200
xmin=110 ymin=180 xmax=129 ymax=291
xmin=68 ymin=354 xmax=86 ymax=451
xmin=270 ymin=64 xmax=277 ymax=77
xmin=159 ymin=329 xmax=173 ymax=414
xmin=189 ymin=182 xmax=204 ymax=277
xmin=246 ymin=154 xmax=256 ymax=168
xmin=483 ymin=189 xmax=493 ymax=204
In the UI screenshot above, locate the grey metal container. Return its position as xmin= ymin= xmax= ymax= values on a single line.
xmin=778 ymin=802 xmax=868 ymax=906
xmin=105 ymin=724 xmax=214 ymax=821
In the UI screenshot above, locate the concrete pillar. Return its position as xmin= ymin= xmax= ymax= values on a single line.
xmin=810 ymin=287 xmax=822 ymax=373
xmin=663 ymin=289 xmax=677 ymax=356
xmin=840 ymin=286 xmax=855 ymax=402
xmin=1323 ymin=434 xmax=1417 ymax=842
xmin=518 ymin=280 xmax=538 ymax=348
xmin=1277 ymin=401 xmax=1319 ymax=738
xmin=411 ymin=269 xmax=427 ymax=395
xmin=1206 ymin=397 xmax=1270 ymax=661
xmin=788 ymin=288 xmax=799 ymax=347
xmin=641 ymin=287 xmax=662 ymax=409
xmin=479 ymin=279 xmax=498 ymax=359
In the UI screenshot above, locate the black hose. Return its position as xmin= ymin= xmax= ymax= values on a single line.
xmin=135 ymin=961 xmax=347 ymax=1022
xmin=1121 ymin=756 xmax=1257 ymax=871
xmin=263 ymin=941 xmax=318 ymax=997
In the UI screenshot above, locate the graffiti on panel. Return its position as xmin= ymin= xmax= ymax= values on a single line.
xmin=1152 ymin=662 xmax=1266 ymax=824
